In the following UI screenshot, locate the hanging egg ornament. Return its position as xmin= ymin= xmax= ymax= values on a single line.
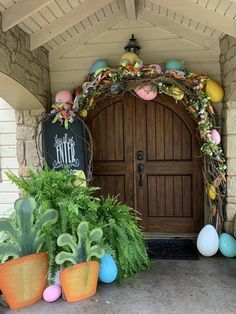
xmin=99 ymin=253 xmax=118 ymax=283
xmin=74 ymin=170 xmax=87 ymax=187
xmin=205 ymin=80 xmax=224 ymax=103
xmin=120 ymin=52 xmax=140 ymax=66
xmin=149 ymin=64 xmax=162 ymax=74
xmin=80 ymin=109 xmax=88 ymax=118
xmin=43 ymin=285 xmax=62 ymax=303
xmin=171 ymin=87 xmax=184 ymax=100
xmin=89 ymin=59 xmax=109 ymax=74
xmin=165 ymin=59 xmax=185 ymax=71
xmin=211 ymin=129 xmax=221 ymax=144
xmin=135 ymin=83 xmax=157 ymax=101
xmin=208 ymin=184 xmax=216 ymax=200
xmin=55 ymin=90 xmax=73 ymax=104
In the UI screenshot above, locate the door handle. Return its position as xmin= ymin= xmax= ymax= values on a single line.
xmin=137 ymin=163 xmax=144 ymax=186
xmin=137 ymin=150 xmax=144 ymax=160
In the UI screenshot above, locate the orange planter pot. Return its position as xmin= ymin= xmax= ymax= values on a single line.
xmin=60 ymin=261 xmax=99 ymax=302
xmin=0 ymin=253 xmax=49 ymax=310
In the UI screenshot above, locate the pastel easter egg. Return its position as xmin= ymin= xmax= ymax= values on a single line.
xmin=205 ymin=80 xmax=224 ymax=103
xmin=55 ymin=90 xmax=72 ymax=103
xmin=165 ymin=59 xmax=185 ymax=71
xmin=135 ymin=83 xmax=157 ymax=101
xmin=90 ymin=59 xmax=109 ymax=74
xmin=211 ymin=129 xmax=221 ymax=144
xmin=120 ymin=52 xmax=140 ymax=66
xmin=99 ymin=253 xmax=118 ymax=283
xmin=197 ymin=224 xmax=219 ymax=257
xmin=219 ymin=233 xmax=236 ymax=258
xmin=149 ymin=64 xmax=162 ymax=74
xmin=43 ymin=284 xmax=62 ymax=303
xmin=208 ymin=185 xmax=216 ymax=200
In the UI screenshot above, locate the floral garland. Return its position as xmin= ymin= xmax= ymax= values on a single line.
xmin=51 ymin=62 xmax=227 ymax=231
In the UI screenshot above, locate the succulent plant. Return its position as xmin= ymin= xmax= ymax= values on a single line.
xmin=0 ymin=197 xmax=58 ymax=260
xmin=55 ymin=221 xmax=104 ymax=265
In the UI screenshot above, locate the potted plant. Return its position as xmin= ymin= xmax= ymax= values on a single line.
xmin=0 ymin=197 xmax=58 ymax=310
xmin=55 ymin=221 xmax=105 ymax=302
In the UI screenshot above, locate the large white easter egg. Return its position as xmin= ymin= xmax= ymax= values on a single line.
xmin=197 ymin=224 xmax=219 ymax=257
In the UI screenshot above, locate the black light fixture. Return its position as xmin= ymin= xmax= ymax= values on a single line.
xmin=124 ymin=34 xmax=140 ymax=55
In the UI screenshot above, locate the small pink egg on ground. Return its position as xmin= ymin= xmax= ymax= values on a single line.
xmin=43 ymin=284 xmax=62 ymax=303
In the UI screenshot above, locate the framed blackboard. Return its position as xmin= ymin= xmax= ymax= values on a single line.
xmin=42 ymin=117 xmax=88 ymax=173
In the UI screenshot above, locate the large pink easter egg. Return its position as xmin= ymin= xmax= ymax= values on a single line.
xmin=135 ymin=84 xmax=157 ymax=100
xmin=211 ymin=129 xmax=221 ymax=144
xmin=43 ymin=284 xmax=62 ymax=303
xmin=55 ymin=90 xmax=72 ymax=103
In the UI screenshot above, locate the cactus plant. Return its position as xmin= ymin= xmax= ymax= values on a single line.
xmin=55 ymin=221 xmax=104 ymax=265
xmin=55 ymin=221 xmax=105 ymax=303
xmin=0 ymin=197 xmax=58 ymax=261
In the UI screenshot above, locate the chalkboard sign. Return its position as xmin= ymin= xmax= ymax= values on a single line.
xmin=42 ymin=117 xmax=88 ymax=173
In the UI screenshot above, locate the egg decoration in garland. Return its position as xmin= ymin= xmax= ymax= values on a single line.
xmin=165 ymin=59 xmax=185 ymax=72
xmin=43 ymin=284 xmax=62 ymax=303
xmin=205 ymin=80 xmax=224 ymax=103
xmin=120 ymin=52 xmax=140 ymax=66
xmin=211 ymin=129 xmax=221 ymax=145
xmin=89 ymin=59 xmax=109 ymax=74
xmin=208 ymin=184 xmax=216 ymax=200
xmin=99 ymin=253 xmax=118 ymax=283
xmin=135 ymin=83 xmax=157 ymax=101
xmin=219 ymin=233 xmax=236 ymax=258
xmin=55 ymin=90 xmax=73 ymax=104
xmin=197 ymin=224 xmax=219 ymax=257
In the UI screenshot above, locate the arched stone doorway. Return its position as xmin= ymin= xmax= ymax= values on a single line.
xmin=87 ymin=94 xmax=204 ymax=234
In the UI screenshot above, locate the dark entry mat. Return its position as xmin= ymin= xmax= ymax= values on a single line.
xmin=146 ymin=238 xmax=199 ymax=260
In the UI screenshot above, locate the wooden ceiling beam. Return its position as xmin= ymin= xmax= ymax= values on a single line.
xmin=125 ymin=0 xmax=136 ymax=20
xmin=139 ymin=8 xmax=219 ymax=53
xmin=151 ymin=0 xmax=236 ymax=37
xmin=30 ymin=0 xmax=114 ymax=50
xmin=49 ymin=12 xmax=125 ymax=63
xmin=2 ymin=0 xmax=51 ymax=32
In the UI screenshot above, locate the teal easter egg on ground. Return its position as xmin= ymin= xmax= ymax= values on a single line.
xmin=165 ymin=59 xmax=185 ymax=71
xmin=89 ymin=59 xmax=109 ymax=74
xmin=219 ymin=233 xmax=236 ymax=258
xmin=99 ymin=253 xmax=118 ymax=283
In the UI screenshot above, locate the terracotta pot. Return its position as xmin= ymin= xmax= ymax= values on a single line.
xmin=0 ymin=253 xmax=49 ymax=310
xmin=60 ymin=261 xmax=99 ymax=302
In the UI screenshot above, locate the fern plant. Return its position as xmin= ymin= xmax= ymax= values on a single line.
xmin=55 ymin=221 xmax=104 ymax=266
xmin=7 ymin=168 xmax=150 ymax=280
xmin=0 ymin=197 xmax=58 ymax=261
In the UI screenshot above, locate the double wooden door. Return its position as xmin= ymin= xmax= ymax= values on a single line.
xmin=87 ymin=94 xmax=203 ymax=233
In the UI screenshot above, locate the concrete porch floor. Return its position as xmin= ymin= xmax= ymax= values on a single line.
xmin=1 ymin=257 xmax=236 ymax=314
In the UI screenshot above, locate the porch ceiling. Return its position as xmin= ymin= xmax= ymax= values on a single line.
xmin=0 ymin=0 xmax=236 ymax=94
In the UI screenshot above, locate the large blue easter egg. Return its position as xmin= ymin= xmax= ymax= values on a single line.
xmin=99 ymin=253 xmax=118 ymax=283
xmin=219 ymin=233 xmax=236 ymax=258
xmin=89 ymin=59 xmax=109 ymax=74
xmin=165 ymin=59 xmax=185 ymax=71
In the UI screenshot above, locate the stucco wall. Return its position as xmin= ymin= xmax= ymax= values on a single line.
xmin=220 ymin=35 xmax=236 ymax=236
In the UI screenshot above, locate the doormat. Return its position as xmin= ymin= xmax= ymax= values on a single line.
xmin=146 ymin=238 xmax=199 ymax=260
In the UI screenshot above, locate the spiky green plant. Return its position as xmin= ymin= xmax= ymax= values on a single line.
xmin=0 ymin=197 xmax=58 ymax=261
xmin=55 ymin=221 xmax=104 ymax=266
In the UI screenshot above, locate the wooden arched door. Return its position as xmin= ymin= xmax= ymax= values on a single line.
xmin=87 ymin=94 xmax=204 ymax=234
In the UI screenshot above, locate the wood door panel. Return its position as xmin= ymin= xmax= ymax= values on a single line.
xmin=93 ymin=175 xmax=125 ymax=203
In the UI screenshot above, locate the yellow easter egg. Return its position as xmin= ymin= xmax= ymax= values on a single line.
xmin=171 ymin=87 xmax=184 ymax=100
xmin=208 ymin=185 xmax=216 ymax=200
xmin=80 ymin=109 xmax=88 ymax=117
xmin=120 ymin=52 xmax=140 ymax=66
xmin=205 ymin=80 xmax=224 ymax=103
xmin=74 ymin=170 xmax=86 ymax=187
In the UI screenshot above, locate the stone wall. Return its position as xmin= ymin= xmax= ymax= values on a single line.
xmin=0 ymin=16 xmax=51 ymax=107
xmin=220 ymin=35 xmax=236 ymax=236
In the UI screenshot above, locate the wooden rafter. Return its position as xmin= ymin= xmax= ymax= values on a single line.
xmin=151 ymin=0 xmax=236 ymax=37
xmin=2 ymin=0 xmax=51 ymax=32
xmin=125 ymin=0 xmax=136 ymax=20
xmin=49 ymin=12 xmax=125 ymax=63
xmin=30 ymin=0 xmax=114 ymax=50
xmin=139 ymin=8 xmax=219 ymax=53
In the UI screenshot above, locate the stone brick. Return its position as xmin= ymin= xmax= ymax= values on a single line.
xmin=16 ymin=126 xmax=35 ymax=140
xmin=10 ymin=63 xmax=26 ymax=85
xmin=15 ymin=110 xmax=24 ymax=124
xmin=0 ymin=45 xmax=11 ymax=74
xmin=16 ymin=140 xmax=24 ymax=157
xmin=25 ymin=140 xmax=39 ymax=158
xmin=227 ymin=175 xmax=236 ymax=196
xmin=227 ymin=158 xmax=236 ymax=175
xmin=6 ymin=31 xmax=18 ymax=50
xmin=222 ymin=135 xmax=236 ymax=157
xmin=228 ymin=36 xmax=236 ymax=49
xmin=224 ymin=109 xmax=236 ymax=134
xmin=23 ymin=110 xmax=37 ymax=127
xmin=225 ymin=203 xmax=236 ymax=221
xmin=18 ymin=165 xmax=30 ymax=177
xmin=224 ymin=220 xmax=235 ymax=235
xmin=220 ymin=36 xmax=229 ymax=52
xmin=31 ymin=108 xmax=44 ymax=117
